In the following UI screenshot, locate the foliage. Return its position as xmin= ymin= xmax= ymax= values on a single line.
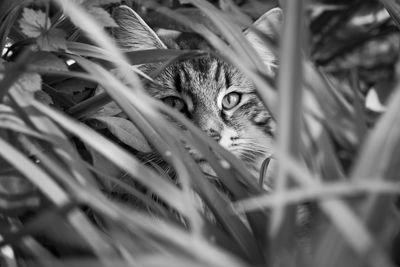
xmin=0 ymin=0 xmax=399 ymax=267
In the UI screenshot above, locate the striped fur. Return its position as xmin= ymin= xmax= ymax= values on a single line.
xmin=113 ymin=5 xmax=281 ymax=182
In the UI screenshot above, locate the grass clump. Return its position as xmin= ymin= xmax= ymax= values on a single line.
xmin=0 ymin=0 xmax=399 ymax=267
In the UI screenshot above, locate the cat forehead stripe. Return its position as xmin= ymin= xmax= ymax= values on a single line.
xmin=182 ymin=94 xmax=194 ymax=112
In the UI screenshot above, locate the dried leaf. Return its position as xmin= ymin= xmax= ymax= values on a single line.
xmin=93 ymin=116 xmax=151 ymax=152
xmin=35 ymin=90 xmax=53 ymax=105
xmin=12 ymin=73 xmax=42 ymax=93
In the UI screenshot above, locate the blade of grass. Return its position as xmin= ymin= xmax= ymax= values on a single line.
xmin=31 ymin=100 xmax=187 ymax=216
xmin=0 ymin=112 xmax=46 ymax=140
xmin=17 ymin=134 xmax=172 ymax=248
xmin=171 ymin=135 xmax=265 ymax=263
xmin=269 ymin=1 xmax=305 ymax=263
xmin=187 ymin=0 xmax=266 ymax=72
xmin=51 ymin=1 xmax=267 ymax=262
xmin=7 ymin=134 xmax=118 ymax=262
xmin=349 ymin=68 xmax=368 ymax=143
xmin=8 ymin=88 xmax=98 ymax=187
xmin=0 ymin=49 xmax=32 ymax=101
xmin=152 ymin=94 xmax=270 ymax=255
xmin=230 ymin=145 xmax=386 ymax=264
xmin=304 ymin=62 xmax=359 ymax=150
xmin=136 ymin=0 xmax=278 ymax=116
xmin=313 ymin=63 xmax=400 ymax=267
xmin=379 ymin=0 xmax=400 ymax=29
xmin=154 ymin=98 xmax=269 ymax=261
xmin=89 ymin=202 xmax=249 ymax=267
xmin=234 ymin=180 xmax=400 ymax=211
xmin=67 ymin=41 xmax=205 ymax=66
xmin=1 ymin=201 xmax=115 ymax=266
xmin=21 ymin=237 xmax=58 ymax=267
xmin=68 ymin=55 xmax=204 ymax=236
xmin=0 ymin=0 xmax=24 ymax=50
xmin=153 ymin=96 xmax=262 ymax=193
xmin=17 ymin=111 xmax=238 ymax=267
xmin=52 ymin=0 xmax=143 ymax=92
xmin=68 ymin=42 xmax=267 ymax=258
xmin=84 ymin=158 xmax=171 ymax=219
xmin=219 ymin=0 xmax=253 ymax=26
xmin=0 ymin=137 xmax=69 ymax=206
xmin=53 ymin=171 xmax=249 ymax=267
xmin=311 ymin=0 xmax=364 ymax=55
xmin=66 ymin=50 xmax=207 ymax=120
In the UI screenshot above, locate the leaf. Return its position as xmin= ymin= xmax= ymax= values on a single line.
xmin=34 ymin=90 xmax=53 ymax=105
xmin=92 ymin=116 xmax=151 ymax=152
xmin=19 ymin=8 xmax=51 ymax=38
xmin=55 ymin=78 xmax=96 ymax=96
xmin=32 ymin=100 xmax=185 ymax=215
xmin=37 ymin=28 xmax=67 ymax=51
xmin=89 ymin=147 xmax=123 ymax=189
xmin=0 ymin=104 xmax=45 ymax=138
xmin=87 ymin=87 xmax=121 ymax=117
xmin=31 ymin=52 xmax=68 ymax=72
xmin=12 ymin=73 xmax=42 ymax=93
xmin=88 ymin=7 xmax=118 ymax=27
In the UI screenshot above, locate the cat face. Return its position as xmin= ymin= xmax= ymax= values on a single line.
xmin=112 ymin=5 xmax=281 ymax=175
xmin=147 ymin=56 xmax=275 ymax=174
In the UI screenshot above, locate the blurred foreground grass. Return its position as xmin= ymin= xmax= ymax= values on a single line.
xmin=0 ymin=0 xmax=399 ymax=267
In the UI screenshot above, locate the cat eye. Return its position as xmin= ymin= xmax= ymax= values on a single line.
xmin=162 ymin=96 xmax=186 ymax=112
xmin=222 ymin=92 xmax=241 ymax=110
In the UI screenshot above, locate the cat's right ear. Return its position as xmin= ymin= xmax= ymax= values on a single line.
xmin=244 ymin=8 xmax=283 ymax=71
xmin=112 ymin=5 xmax=166 ymax=51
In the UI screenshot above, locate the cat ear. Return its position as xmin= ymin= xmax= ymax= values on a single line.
xmin=244 ymin=7 xmax=283 ymax=70
xmin=112 ymin=5 xmax=167 ymax=51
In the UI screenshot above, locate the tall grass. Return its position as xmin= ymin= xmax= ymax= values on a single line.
xmin=0 ymin=0 xmax=399 ymax=267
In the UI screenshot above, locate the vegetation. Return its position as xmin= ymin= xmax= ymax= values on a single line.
xmin=0 ymin=0 xmax=399 ymax=266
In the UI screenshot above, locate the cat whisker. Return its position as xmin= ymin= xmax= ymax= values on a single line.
xmin=236 ymin=143 xmax=268 ymax=153
xmin=239 ymin=153 xmax=256 ymax=161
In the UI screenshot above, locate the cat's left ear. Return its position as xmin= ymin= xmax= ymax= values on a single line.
xmin=111 ymin=5 xmax=167 ymax=51
xmin=244 ymin=8 xmax=283 ymax=71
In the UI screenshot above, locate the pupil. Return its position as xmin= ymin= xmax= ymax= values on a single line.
xmin=222 ymin=92 xmax=239 ymax=109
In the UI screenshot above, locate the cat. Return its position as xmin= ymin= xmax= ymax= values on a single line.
xmin=111 ymin=5 xmax=282 ymax=184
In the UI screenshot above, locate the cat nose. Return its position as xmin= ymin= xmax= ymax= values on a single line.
xmin=208 ymin=129 xmax=221 ymax=142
